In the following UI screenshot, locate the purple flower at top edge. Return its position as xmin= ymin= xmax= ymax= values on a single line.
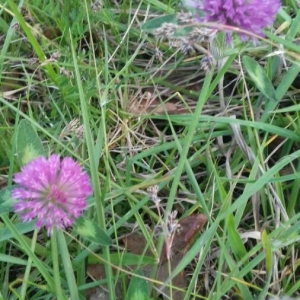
xmin=185 ymin=0 xmax=281 ymax=43
xmin=12 ymin=154 xmax=92 ymax=235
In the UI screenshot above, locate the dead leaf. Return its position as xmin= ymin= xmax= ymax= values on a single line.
xmin=159 ymin=214 xmax=207 ymax=263
xmin=86 ymin=264 xmax=123 ymax=300
xmin=122 ymin=232 xmax=152 ymax=256
xmin=42 ymin=26 xmax=61 ymax=40
xmin=86 ymin=264 xmax=107 ymax=299
xmin=122 ymin=214 xmax=207 ymax=299
xmin=156 ymin=251 xmax=187 ymax=300
xmin=157 ymin=214 xmax=207 ymax=300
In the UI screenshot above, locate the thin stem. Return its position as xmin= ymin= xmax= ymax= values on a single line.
xmin=20 ymin=229 xmax=38 ymax=300
xmin=51 ymin=228 xmax=67 ymax=300
xmin=168 ymin=259 xmax=173 ymax=300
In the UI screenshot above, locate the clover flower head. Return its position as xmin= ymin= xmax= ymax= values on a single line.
xmin=12 ymin=155 xmax=92 ymax=235
xmin=186 ymin=0 xmax=281 ymax=43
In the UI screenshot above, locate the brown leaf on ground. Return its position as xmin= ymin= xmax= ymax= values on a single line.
xmin=160 ymin=213 xmax=207 ymax=263
xmin=86 ymin=264 xmax=123 ymax=300
xmin=86 ymin=214 xmax=207 ymax=300
xmin=122 ymin=214 xmax=207 ymax=299
xmin=157 ymin=214 xmax=207 ymax=300
xmin=156 ymin=251 xmax=187 ymax=300
xmin=122 ymin=231 xmax=153 ymax=256
xmin=86 ymin=264 xmax=107 ymax=299
xmin=42 ymin=26 xmax=61 ymax=40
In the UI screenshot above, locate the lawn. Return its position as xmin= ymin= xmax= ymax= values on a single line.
xmin=0 ymin=0 xmax=300 ymax=299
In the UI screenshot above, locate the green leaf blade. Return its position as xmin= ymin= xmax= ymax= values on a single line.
xmin=15 ymin=119 xmax=44 ymax=166
xmin=0 ymin=187 xmax=14 ymax=215
xmin=141 ymin=14 xmax=177 ymax=33
xmin=227 ymin=214 xmax=247 ymax=261
xmin=74 ymin=217 xmax=112 ymax=246
xmin=261 ymin=229 xmax=272 ymax=274
xmin=126 ymin=270 xmax=150 ymax=300
xmin=242 ymin=55 xmax=277 ymax=102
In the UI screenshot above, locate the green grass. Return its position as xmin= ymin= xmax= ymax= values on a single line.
xmin=1 ymin=0 xmax=300 ymax=299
